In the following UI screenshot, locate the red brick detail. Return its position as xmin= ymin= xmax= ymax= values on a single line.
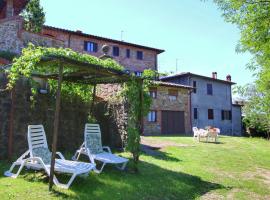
xmin=0 ymin=0 xmax=28 ymax=20
xmin=0 ymin=57 xmax=11 ymax=64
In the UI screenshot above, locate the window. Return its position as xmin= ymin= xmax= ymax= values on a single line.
xmin=137 ymin=51 xmax=143 ymax=60
xmin=148 ymin=111 xmax=157 ymax=122
xmin=168 ymin=89 xmax=178 ymax=101
xmin=208 ymin=109 xmax=214 ymax=120
xmin=135 ymin=71 xmax=143 ymax=77
xmin=194 ymin=108 xmax=198 ymax=120
xmin=207 ymin=83 xmax=213 ymax=95
xmin=193 ymin=81 xmax=197 ymax=93
xmin=126 ymin=49 xmax=130 ymax=58
xmin=221 ymin=110 xmax=232 ymax=120
xmin=113 ymin=46 xmax=120 ymax=56
xmin=149 ymin=88 xmax=157 ymax=99
xmin=84 ymin=41 xmax=98 ymax=52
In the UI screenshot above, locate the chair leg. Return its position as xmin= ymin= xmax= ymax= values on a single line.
xmin=72 ymin=150 xmax=80 ymax=161
xmin=4 ymin=161 xmax=24 ymax=178
xmin=53 ymin=173 xmax=78 ymax=189
xmin=116 ymin=162 xmax=127 ymax=171
xmin=94 ymin=162 xmax=106 ymax=174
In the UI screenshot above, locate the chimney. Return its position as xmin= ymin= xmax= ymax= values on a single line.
xmin=212 ymin=72 xmax=217 ymax=79
xmin=6 ymin=0 xmax=14 ymax=18
xmin=76 ymin=30 xmax=83 ymax=34
xmin=226 ymin=75 xmax=231 ymax=82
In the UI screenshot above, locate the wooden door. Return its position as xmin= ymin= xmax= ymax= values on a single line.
xmin=162 ymin=111 xmax=185 ymax=134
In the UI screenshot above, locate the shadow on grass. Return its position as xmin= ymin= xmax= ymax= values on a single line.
xmin=198 ymin=141 xmax=225 ymax=144
xmin=0 ymin=159 xmax=229 ymax=200
xmin=141 ymin=144 xmax=182 ymax=162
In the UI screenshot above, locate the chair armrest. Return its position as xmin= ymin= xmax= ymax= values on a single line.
xmin=103 ymin=146 xmax=112 ymax=153
xmin=56 ymin=152 xmax=65 ymax=160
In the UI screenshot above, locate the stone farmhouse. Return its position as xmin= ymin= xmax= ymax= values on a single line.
xmin=160 ymin=72 xmax=242 ymax=135
xmin=0 ymin=0 xmax=196 ymax=158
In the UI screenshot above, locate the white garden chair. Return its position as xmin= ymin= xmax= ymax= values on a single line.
xmin=192 ymin=127 xmax=200 ymax=140
xmin=4 ymin=125 xmax=95 ymax=189
xmin=72 ymin=124 xmax=128 ymax=173
xmin=198 ymin=128 xmax=219 ymax=143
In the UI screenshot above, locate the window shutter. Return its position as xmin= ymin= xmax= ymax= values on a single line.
xmin=221 ymin=110 xmax=224 ymax=120
xmin=229 ymin=111 xmax=232 ymax=120
xmin=84 ymin=41 xmax=88 ymax=51
xmin=94 ymin=43 xmax=98 ymax=52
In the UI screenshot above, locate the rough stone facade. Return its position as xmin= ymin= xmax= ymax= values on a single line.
xmin=0 ymin=17 xmax=64 ymax=54
xmin=0 ymin=17 xmax=23 ymax=53
xmin=144 ymin=86 xmax=191 ymax=135
xmin=96 ymin=84 xmax=128 ymax=148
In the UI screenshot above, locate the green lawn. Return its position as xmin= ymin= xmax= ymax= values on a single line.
xmin=1 ymin=136 xmax=270 ymax=200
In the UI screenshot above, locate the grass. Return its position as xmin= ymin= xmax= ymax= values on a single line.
xmin=1 ymin=136 xmax=270 ymax=200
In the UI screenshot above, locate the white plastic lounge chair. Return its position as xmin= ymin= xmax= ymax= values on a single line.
xmin=4 ymin=125 xmax=95 ymax=189
xmin=73 ymin=124 xmax=128 ymax=173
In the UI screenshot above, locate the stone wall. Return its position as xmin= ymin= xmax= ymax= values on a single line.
xmin=0 ymin=17 xmax=23 ymax=53
xmin=0 ymin=17 xmax=64 ymax=54
xmin=0 ymin=74 xmax=11 ymax=159
xmin=144 ymin=86 xmax=191 ymax=135
xmin=21 ymin=31 xmax=64 ymax=48
xmin=0 ymin=77 xmax=126 ymax=159
xmin=96 ymin=84 xmax=128 ymax=148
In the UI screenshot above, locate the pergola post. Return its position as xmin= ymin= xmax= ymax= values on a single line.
xmin=8 ymin=88 xmax=15 ymax=160
xmin=138 ymin=79 xmax=144 ymax=135
xmin=90 ymin=84 xmax=96 ymax=114
xmin=49 ymin=64 xmax=64 ymax=191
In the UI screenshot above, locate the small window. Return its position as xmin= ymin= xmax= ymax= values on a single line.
xmin=208 ymin=109 xmax=214 ymax=120
xmin=193 ymin=81 xmax=197 ymax=93
xmin=137 ymin=51 xmax=143 ymax=60
xmin=221 ymin=110 xmax=232 ymax=120
xmin=207 ymin=83 xmax=213 ymax=95
xmin=113 ymin=46 xmax=120 ymax=56
xmin=84 ymin=41 xmax=98 ymax=52
xmin=194 ymin=108 xmax=198 ymax=120
xmin=168 ymin=89 xmax=178 ymax=101
xmin=135 ymin=71 xmax=143 ymax=77
xmin=149 ymin=88 xmax=157 ymax=99
xmin=126 ymin=49 xmax=130 ymax=58
xmin=148 ymin=111 xmax=157 ymax=122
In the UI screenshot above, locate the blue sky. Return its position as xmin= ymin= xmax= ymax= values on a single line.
xmin=40 ymin=0 xmax=254 ymax=86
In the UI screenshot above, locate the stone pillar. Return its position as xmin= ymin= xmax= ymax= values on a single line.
xmin=6 ymin=0 xmax=14 ymax=18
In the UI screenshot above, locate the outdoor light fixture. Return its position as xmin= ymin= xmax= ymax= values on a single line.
xmin=33 ymin=77 xmax=49 ymax=94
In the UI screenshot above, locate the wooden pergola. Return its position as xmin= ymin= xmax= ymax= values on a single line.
xmin=12 ymin=54 xmax=144 ymax=190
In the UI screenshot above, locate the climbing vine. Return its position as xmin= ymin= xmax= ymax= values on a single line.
xmin=122 ymin=70 xmax=156 ymax=172
xmin=7 ymin=44 xmax=124 ymax=103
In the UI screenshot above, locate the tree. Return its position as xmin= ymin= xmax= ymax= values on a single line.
xmin=214 ymin=0 xmax=270 ymax=139
xmin=234 ymin=84 xmax=270 ymax=139
xmin=21 ymin=0 xmax=45 ymax=33
xmin=213 ymin=0 xmax=270 ymax=69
